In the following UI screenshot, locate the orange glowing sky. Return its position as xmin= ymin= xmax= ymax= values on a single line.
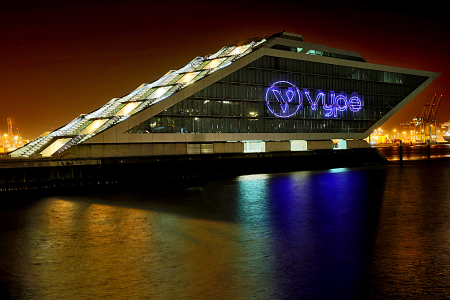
xmin=1 ymin=1 xmax=448 ymax=140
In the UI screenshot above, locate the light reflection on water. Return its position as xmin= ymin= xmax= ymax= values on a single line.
xmin=377 ymin=143 xmax=450 ymax=161
xmin=2 ymin=161 xmax=450 ymax=299
xmin=328 ymin=167 xmax=349 ymax=173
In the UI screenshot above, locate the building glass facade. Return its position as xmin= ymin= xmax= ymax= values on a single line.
xmin=126 ymin=56 xmax=429 ymax=135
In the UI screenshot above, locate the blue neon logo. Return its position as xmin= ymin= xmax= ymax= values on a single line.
xmin=266 ymin=81 xmax=362 ymax=118
xmin=265 ymin=81 xmax=302 ymax=118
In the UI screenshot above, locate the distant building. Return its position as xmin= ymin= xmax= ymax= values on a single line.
xmin=1 ymin=120 xmax=24 ymax=153
xmin=12 ymin=32 xmax=440 ymax=158
xmin=399 ymin=122 xmax=416 ymax=140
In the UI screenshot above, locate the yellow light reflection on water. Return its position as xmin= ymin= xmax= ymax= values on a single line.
xmin=22 ymin=196 xmax=273 ymax=298
xmin=236 ymin=174 xmax=270 ymax=181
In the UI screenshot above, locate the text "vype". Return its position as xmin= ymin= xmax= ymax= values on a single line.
xmin=265 ymin=81 xmax=362 ymax=118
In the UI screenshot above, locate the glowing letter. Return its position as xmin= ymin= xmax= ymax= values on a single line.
xmin=334 ymin=94 xmax=348 ymax=117
xmin=304 ymin=89 xmax=325 ymax=111
xmin=323 ymin=92 xmax=335 ymax=117
xmin=348 ymin=96 xmax=362 ymax=112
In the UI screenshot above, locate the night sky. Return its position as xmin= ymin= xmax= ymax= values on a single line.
xmin=1 ymin=0 xmax=448 ymax=140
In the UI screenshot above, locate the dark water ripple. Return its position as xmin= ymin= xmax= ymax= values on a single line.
xmin=1 ymin=154 xmax=450 ymax=299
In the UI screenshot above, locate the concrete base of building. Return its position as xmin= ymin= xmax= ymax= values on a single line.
xmin=58 ymin=140 xmax=370 ymax=159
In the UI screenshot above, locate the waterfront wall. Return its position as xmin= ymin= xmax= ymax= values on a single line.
xmin=0 ymin=148 xmax=387 ymax=192
xmin=59 ymin=140 xmax=370 ymax=159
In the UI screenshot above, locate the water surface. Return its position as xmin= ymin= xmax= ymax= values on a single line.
xmin=1 ymin=159 xmax=450 ymax=299
xmin=377 ymin=143 xmax=450 ymax=161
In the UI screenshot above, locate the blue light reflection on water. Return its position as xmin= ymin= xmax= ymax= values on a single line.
xmin=234 ymin=167 xmax=386 ymax=298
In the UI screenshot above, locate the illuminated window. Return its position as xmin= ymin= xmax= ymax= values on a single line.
xmin=40 ymin=138 xmax=70 ymax=157
xmin=228 ymin=46 xmax=246 ymax=56
xmin=81 ymin=120 xmax=107 ymax=135
xmin=203 ymin=58 xmax=225 ymax=69
xmin=243 ymin=140 xmax=265 ymax=153
xmin=149 ymin=86 xmax=171 ymax=99
xmin=176 ymin=72 xmax=198 ymax=84
xmin=114 ymin=102 xmax=140 ymax=116
xmin=306 ymin=49 xmax=323 ymax=56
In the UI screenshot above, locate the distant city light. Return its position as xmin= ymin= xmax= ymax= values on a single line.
xmin=0 ymin=118 xmax=25 ymax=153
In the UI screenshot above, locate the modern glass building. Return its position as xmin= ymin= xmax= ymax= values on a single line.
xmin=12 ymin=31 xmax=440 ymax=158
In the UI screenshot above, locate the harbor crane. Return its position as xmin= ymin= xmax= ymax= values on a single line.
xmin=413 ymin=94 xmax=442 ymax=142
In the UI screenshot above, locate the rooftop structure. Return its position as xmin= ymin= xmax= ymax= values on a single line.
xmin=11 ymin=31 xmax=440 ymax=158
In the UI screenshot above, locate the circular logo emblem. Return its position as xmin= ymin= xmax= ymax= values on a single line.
xmin=265 ymin=81 xmax=302 ymax=118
